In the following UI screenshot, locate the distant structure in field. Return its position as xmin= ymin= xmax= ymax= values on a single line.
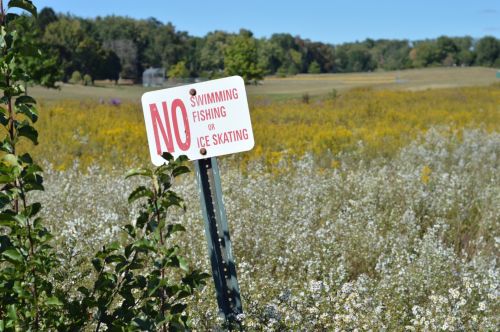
xmin=142 ymin=68 xmax=165 ymax=87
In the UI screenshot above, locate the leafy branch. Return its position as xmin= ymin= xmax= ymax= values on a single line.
xmin=64 ymin=154 xmax=208 ymax=331
xmin=0 ymin=1 xmax=207 ymax=330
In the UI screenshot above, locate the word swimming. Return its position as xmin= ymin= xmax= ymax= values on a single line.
xmin=192 ymin=106 xmax=227 ymax=123
xmin=190 ymin=88 xmax=239 ymax=107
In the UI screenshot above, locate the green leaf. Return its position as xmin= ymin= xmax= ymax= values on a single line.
xmin=124 ymin=243 xmax=134 ymax=258
xmin=132 ymin=239 xmax=155 ymax=252
xmin=106 ymin=241 xmax=120 ymax=251
xmin=15 ymin=95 xmax=36 ymax=105
xmin=23 ymin=164 xmax=43 ymax=177
xmin=125 ymin=168 xmax=152 ymax=179
xmin=18 ymin=153 xmax=34 ymax=164
xmin=0 ymin=235 xmax=13 ymax=252
xmin=160 ymin=191 xmax=185 ymax=210
xmin=22 ymin=173 xmax=44 ymax=192
xmin=92 ymin=258 xmax=103 ymax=272
xmin=161 ymin=152 xmax=174 ymax=162
xmin=0 ymin=211 xmax=17 ymax=226
xmin=2 ymin=154 xmax=19 ymax=167
xmin=0 ymin=166 xmax=18 ymax=183
xmin=0 ymin=139 xmax=14 ymax=153
xmin=45 ymin=296 xmax=64 ymax=306
xmin=178 ymin=256 xmax=189 ymax=272
xmin=23 ymin=202 xmax=41 ymax=217
xmin=128 ymin=261 xmax=144 ymax=270
xmin=171 ymin=303 xmax=187 ymax=314
xmin=77 ymin=286 xmax=90 ymax=296
xmin=2 ymin=248 xmax=23 ymax=263
xmin=177 ymin=155 xmax=189 ymax=163
xmin=0 ymin=110 xmax=8 ymax=126
xmin=105 ymin=254 xmax=126 ymax=264
xmin=0 ymin=193 xmax=12 ymax=209
xmin=128 ymin=186 xmax=153 ymax=204
xmin=5 ymin=13 xmax=19 ymax=24
xmin=167 ymin=224 xmax=186 ymax=236
xmin=123 ymin=225 xmax=135 ymax=238
xmin=135 ymin=212 xmax=149 ymax=229
xmin=16 ymin=104 xmax=38 ymax=123
xmin=7 ymin=304 xmax=17 ymax=322
xmin=17 ymin=123 xmax=38 ymax=145
xmin=172 ymin=165 xmax=190 ymax=178
xmin=8 ymin=0 xmax=37 ymax=17
xmin=0 ymin=216 xmax=15 ymax=228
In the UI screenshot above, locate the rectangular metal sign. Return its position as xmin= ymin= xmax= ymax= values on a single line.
xmin=141 ymin=76 xmax=254 ymax=165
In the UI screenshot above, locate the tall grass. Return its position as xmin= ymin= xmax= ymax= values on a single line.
xmin=20 ymin=85 xmax=500 ymax=329
xmin=24 ymin=85 xmax=500 ymax=170
xmin=34 ymin=129 xmax=499 ymax=330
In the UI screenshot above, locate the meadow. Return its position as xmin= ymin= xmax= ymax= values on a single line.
xmin=29 ymin=67 xmax=499 ymax=102
xmin=22 ymin=69 xmax=500 ymax=330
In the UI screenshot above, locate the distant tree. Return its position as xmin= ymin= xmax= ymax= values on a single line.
xmin=436 ymin=36 xmax=459 ymax=65
xmin=305 ymin=42 xmax=336 ymax=73
xmin=334 ymin=46 xmax=349 ymax=72
xmin=37 ymin=7 xmax=58 ymax=32
xmin=347 ymin=45 xmax=376 ymax=72
xmin=103 ymin=39 xmax=138 ymax=79
xmin=199 ymin=31 xmax=230 ymax=76
xmin=263 ymin=47 xmax=287 ymax=74
xmin=98 ymin=50 xmax=121 ymax=82
xmin=266 ymin=33 xmax=302 ymax=74
xmin=167 ymin=61 xmax=190 ymax=79
xmin=308 ymin=60 xmax=321 ymax=74
xmin=411 ymin=41 xmax=441 ymax=67
xmin=94 ymin=16 xmax=141 ymax=81
xmin=75 ymin=38 xmax=104 ymax=81
xmin=43 ymin=18 xmax=85 ymax=79
xmin=224 ymin=30 xmax=264 ymax=84
xmin=142 ymin=22 xmax=192 ymax=78
xmin=288 ymin=48 xmax=303 ymax=74
xmin=29 ymin=9 xmax=500 ymax=80
xmin=454 ymin=36 xmax=475 ymax=66
xmin=371 ymin=39 xmax=412 ymax=70
xmin=44 ymin=18 xmax=121 ymax=82
xmin=475 ymin=36 xmax=500 ymax=67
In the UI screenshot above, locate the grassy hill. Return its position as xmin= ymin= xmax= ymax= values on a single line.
xmin=30 ymin=67 xmax=499 ymax=102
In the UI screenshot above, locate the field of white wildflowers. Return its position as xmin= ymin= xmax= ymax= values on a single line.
xmin=36 ymin=128 xmax=498 ymax=331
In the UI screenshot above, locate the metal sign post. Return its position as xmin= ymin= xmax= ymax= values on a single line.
xmin=195 ymin=157 xmax=243 ymax=323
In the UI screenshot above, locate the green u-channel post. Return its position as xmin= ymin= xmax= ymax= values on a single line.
xmin=195 ymin=157 xmax=243 ymax=326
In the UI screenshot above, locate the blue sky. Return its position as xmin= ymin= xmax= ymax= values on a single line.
xmin=34 ymin=0 xmax=499 ymax=44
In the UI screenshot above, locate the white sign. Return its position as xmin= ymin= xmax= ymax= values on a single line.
xmin=141 ymin=76 xmax=255 ymax=165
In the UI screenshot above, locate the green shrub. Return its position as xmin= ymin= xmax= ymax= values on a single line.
xmin=69 ymin=70 xmax=82 ymax=84
xmin=83 ymin=74 xmax=93 ymax=86
xmin=0 ymin=2 xmax=206 ymax=330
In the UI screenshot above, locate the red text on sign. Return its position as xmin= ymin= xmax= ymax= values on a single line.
xmin=190 ymin=88 xmax=239 ymax=107
xmin=149 ymin=99 xmax=191 ymax=155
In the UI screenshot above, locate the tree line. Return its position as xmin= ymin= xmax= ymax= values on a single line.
xmin=23 ymin=7 xmax=500 ymax=84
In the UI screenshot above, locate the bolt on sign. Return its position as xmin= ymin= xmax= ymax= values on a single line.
xmin=141 ymin=76 xmax=254 ymax=165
